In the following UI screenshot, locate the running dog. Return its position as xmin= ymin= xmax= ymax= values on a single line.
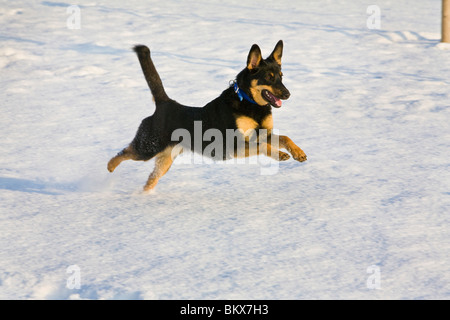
xmin=107 ymin=41 xmax=307 ymax=192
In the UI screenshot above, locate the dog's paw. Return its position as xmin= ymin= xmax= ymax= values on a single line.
xmin=291 ymin=148 xmax=307 ymax=162
xmin=107 ymin=160 xmax=116 ymax=172
xmin=142 ymin=186 xmax=156 ymax=195
xmin=278 ymin=151 xmax=291 ymax=161
xmin=143 ymin=179 xmax=158 ymax=193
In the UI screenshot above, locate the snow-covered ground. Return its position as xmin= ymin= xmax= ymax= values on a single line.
xmin=1 ymin=0 xmax=449 ymax=299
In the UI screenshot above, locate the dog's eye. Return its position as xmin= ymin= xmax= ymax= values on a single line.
xmin=266 ymin=73 xmax=275 ymax=81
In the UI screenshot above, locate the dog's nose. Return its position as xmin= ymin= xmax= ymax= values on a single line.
xmin=282 ymin=90 xmax=290 ymax=100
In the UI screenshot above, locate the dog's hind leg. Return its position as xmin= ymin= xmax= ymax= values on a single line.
xmin=143 ymin=146 xmax=181 ymax=192
xmin=107 ymin=145 xmax=139 ymax=172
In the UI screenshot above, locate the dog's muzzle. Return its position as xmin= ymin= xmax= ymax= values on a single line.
xmin=262 ymin=89 xmax=290 ymax=108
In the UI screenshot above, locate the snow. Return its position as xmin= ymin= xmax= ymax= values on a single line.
xmin=1 ymin=0 xmax=449 ymax=300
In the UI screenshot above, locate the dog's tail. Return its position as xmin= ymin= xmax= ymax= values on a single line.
xmin=133 ymin=45 xmax=170 ymax=104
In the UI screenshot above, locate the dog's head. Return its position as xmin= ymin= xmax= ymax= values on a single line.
xmin=236 ymin=40 xmax=290 ymax=108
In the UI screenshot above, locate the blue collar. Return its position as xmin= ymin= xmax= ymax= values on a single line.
xmin=233 ymin=82 xmax=257 ymax=104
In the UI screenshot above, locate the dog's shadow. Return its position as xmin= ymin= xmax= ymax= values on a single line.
xmin=0 ymin=171 xmax=118 ymax=195
xmin=0 ymin=177 xmax=66 ymax=195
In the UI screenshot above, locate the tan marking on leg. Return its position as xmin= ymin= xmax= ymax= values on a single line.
xmin=235 ymin=115 xmax=258 ymax=136
xmin=234 ymin=141 xmax=258 ymax=158
xmin=258 ymin=141 xmax=290 ymax=161
xmin=239 ymin=139 xmax=289 ymax=161
xmin=275 ymin=134 xmax=307 ymax=162
xmin=143 ymin=146 xmax=180 ymax=192
xmin=107 ymin=145 xmax=138 ymax=172
xmin=261 ymin=114 xmax=273 ymax=131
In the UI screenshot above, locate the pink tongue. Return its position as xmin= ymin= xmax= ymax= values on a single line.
xmin=275 ymin=97 xmax=282 ymax=107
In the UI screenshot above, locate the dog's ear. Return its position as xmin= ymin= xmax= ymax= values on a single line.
xmin=247 ymin=44 xmax=262 ymax=70
xmin=268 ymin=40 xmax=283 ymax=65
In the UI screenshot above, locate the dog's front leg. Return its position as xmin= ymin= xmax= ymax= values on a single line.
xmin=256 ymin=141 xmax=290 ymax=161
xmin=269 ymin=134 xmax=307 ymax=162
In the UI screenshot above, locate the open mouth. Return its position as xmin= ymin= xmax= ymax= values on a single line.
xmin=262 ymin=89 xmax=282 ymax=108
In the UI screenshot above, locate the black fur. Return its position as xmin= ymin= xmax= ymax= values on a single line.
xmin=129 ymin=43 xmax=284 ymax=160
xmin=108 ymin=41 xmax=306 ymax=191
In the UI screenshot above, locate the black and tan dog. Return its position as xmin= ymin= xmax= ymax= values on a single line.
xmin=107 ymin=40 xmax=307 ymax=192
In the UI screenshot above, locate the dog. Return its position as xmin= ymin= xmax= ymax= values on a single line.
xmin=107 ymin=40 xmax=307 ymax=192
